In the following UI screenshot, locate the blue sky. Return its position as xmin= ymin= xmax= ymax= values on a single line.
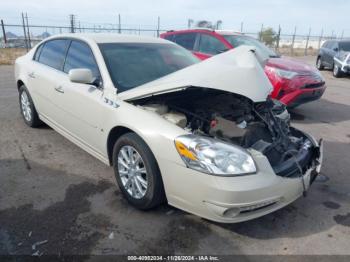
xmin=1 ymin=0 xmax=349 ymax=37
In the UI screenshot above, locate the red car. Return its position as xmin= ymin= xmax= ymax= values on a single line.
xmin=161 ymin=29 xmax=326 ymax=107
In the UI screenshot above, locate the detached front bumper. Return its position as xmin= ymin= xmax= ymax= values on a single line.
xmin=160 ymin=134 xmax=323 ymax=223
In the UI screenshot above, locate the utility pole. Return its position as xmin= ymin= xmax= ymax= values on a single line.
xmin=157 ymin=16 xmax=160 ymax=37
xmin=216 ymin=20 xmax=222 ymax=30
xmin=291 ymin=26 xmax=297 ymax=56
xmin=304 ymin=27 xmax=311 ymax=56
xmin=118 ymin=14 xmax=121 ymax=33
xmin=187 ymin=19 xmax=193 ymax=29
xmin=69 ymin=14 xmax=75 ymax=33
xmin=340 ymin=30 xmax=344 ymax=40
xmin=318 ymin=28 xmax=323 ymax=50
xmin=25 ymin=13 xmax=31 ymax=48
xmin=1 ymin=19 xmax=7 ymax=47
xmin=240 ymin=22 xmax=244 ymax=33
xmin=259 ymin=23 xmax=264 ymax=40
xmin=21 ymin=12 xmax=28 ymax=51
xmin=276 ymin=25 xmax=281 ymax=51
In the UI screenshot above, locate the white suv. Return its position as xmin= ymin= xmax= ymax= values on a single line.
xmin=15 ymin=34 xmax=323 ymax=223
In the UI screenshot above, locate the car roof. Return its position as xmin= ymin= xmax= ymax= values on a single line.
xmin=214 ymin=30 xmax=244 ymax=36
xmin=45 ymin=33 xmax=171 ymax=44
xmin=326 ymin=39 xmax=350 ymax=44
xmin=162 ymin=29 xmax=243 ymax=36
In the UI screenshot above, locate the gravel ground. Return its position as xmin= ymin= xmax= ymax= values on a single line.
xmin=0 ymin=56 xmax=350 ymax=258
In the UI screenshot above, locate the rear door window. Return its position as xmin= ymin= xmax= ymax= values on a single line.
xmin=198 ymin=34 xmax=227 ymax=55
xmin=63 ymin=40 xmax=100 ymax=78
xmin=173 ymin=33 xmax=197 ymax=50
xmin=38 ymin=39 xmax=69 ymax=70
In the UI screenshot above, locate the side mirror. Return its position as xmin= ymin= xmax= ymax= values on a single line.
xmin=217 ymin=48 xmax=229 ymax=54
xmin=69 ymin=68 xmax=94 ymax=84
xmin=333 ymin=47 xmax=339 ymax=52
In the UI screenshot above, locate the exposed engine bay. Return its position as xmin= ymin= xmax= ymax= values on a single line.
xmin=131 ymin=87 xmax=319 ymax=178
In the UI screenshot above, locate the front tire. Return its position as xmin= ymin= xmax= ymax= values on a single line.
xmin=333 ymin=64 xmax=343 ymax=78
xmin=112 ymin=133 xmax=166 ymax=210
xmin=19 ymin=85 xmax=42 ymax=127
xmin=316 ymin=57 xmax=324 ymax=70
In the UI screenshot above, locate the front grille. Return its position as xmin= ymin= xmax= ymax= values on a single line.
xmin=297 ymin=72 xmax=324 ymax=82
xmin=239 ymin=200 xmax=279 ymax=213
xmin=302 ymin=82 xmax=325 ymax=89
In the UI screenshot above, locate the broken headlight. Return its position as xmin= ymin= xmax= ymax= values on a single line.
xmin=175 ymin=135 xmax=256 ymax=176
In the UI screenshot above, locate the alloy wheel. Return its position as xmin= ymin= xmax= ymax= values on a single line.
xmin=21 ymin=91 xmax=32 ymax=122
xmin=333 ymin=65 xmax=339 ymax=76
xmin=117 ymin=145 xmax=148 ymax=199
xmin=317 ymin=58 xmax=321 ymax=68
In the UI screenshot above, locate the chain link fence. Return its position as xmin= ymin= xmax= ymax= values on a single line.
xmin=1 ymin=18 xmax=348 ymax=59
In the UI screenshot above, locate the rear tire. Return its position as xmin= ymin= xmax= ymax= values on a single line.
xmin=112 ymin=132 xmax=166 ymax=210
xmin=333 ymin=64 xmax=343 ymax=78
xmin=19 ymin=85 xmax=42 ymax=127
xmin=316 ymin=57 xmax=324 ymax=70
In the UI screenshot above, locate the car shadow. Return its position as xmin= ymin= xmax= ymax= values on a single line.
xmin=289 ymin=98 xmax=350 ymax=124
xmin=1 ymin=141 xmax=349 ymax=253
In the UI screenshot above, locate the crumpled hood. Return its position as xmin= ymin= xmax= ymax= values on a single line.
xmin=118 ymin=46 xmax=273 ymax=102
xmin=266 ymin=56 xmax=319 ymax=73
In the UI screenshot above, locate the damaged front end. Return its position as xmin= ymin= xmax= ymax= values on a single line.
xmin=122 ymin=46 xmax=322 ymax=192
xmin=131 ymin=87 xmax=323 ymax=190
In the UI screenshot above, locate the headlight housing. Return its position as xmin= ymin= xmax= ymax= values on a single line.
xmin=175 ymin=135 xmax=256 ymax=176
xmin=274 ymin=68 xmax=298 ymax=79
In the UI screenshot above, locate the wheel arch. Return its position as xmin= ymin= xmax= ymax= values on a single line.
xmin=17 ymin=79 xmax=25 ymax=91
xmin=107 ymin=125 xmax=167 ymax=201
xmin=107 ymin=126 xmax=133 ymax=165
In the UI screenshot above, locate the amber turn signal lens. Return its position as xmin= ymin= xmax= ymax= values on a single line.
xmin=175 ymin=141 xmax=197 ymax=161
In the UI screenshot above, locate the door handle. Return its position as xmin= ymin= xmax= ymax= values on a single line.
xmin=28 ymin=72 xmax=36 ymax=78
xmin=54 ymin=86 xmax=64 ymax=93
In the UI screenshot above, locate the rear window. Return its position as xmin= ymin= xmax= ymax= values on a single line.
xmin=38 ymin=39 xmax=69 ymax=70
xmin=172 ymin=33 xmax=197 ymax=50
xmin=163 ymin=34 xmax=175 ymax=42
xmin=198 ymin=34 xmax=227 ymax=55
xmin=33 ymin=44 xmax=44 ymax=61
xmin=322 ymin=41 xmax=330 ymax=48
xmin=223 ymin=35 xmax=279 ymax=58
xmin=99 ymin=43 xmax=199 ymax=92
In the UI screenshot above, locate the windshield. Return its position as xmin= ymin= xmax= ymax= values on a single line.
xmin=99 ymin=43 xmax=199 ymax=92
xmin=339 ymin=42 xmax=350 ymax=52
xmin=222 ymin=35 xmax=279 ymax=58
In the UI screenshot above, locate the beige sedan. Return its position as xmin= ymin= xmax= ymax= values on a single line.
xmin=15 ymin=34 xmax=323 ymax=223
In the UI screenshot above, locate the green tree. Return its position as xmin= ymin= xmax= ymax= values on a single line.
xmin=258 ymin=27 xmax=277 ymax=47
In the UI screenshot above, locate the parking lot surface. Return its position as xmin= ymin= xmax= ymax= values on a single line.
xmin=1 ymin=56 xmax=350 ymax=256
